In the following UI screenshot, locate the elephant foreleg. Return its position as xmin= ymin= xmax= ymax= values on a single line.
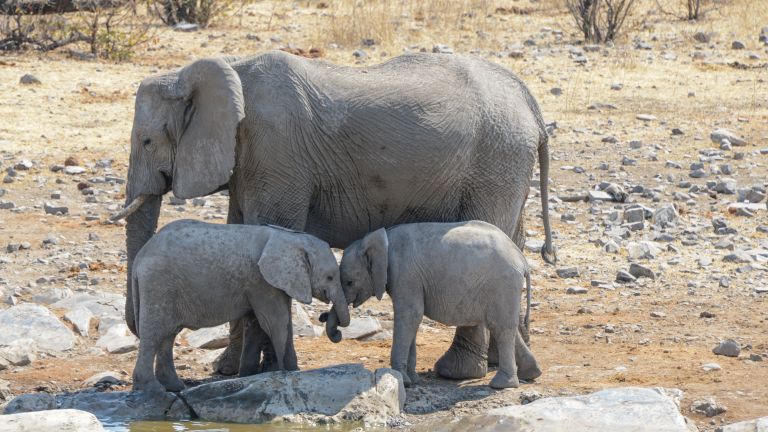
xmin=434 ymin=325 xmax=488 ymax=380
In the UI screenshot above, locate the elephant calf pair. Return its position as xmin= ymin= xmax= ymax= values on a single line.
xmin=131 ymin=219 xmax=540 ymax=392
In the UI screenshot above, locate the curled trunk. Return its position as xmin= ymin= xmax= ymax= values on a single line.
xmin=321 ymin=293 xmax=350 ymax=344
xmin=124 ymin=194 xmax=162 ymax=335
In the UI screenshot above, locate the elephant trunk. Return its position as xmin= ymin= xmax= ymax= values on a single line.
xmin=124 ymin=194 xmax=162 ymax=335
xmin=320 ymin=291 xmax=350 ymax=343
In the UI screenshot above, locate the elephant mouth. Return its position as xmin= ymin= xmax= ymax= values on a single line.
xmin=161 ymin=171 xmax=172 ymax=194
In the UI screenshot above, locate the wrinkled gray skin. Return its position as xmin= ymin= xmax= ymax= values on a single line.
xmin=332 ymin=221 xmax=541 ymax=388
xmin=119 ymin=50 xmax=555 ymax=379
xmin=131 ymin=220 xmax=348 ymax=393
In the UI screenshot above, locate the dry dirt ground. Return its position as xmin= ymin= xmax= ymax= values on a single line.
xmin=1 ymin=0 xmax=767 ymax=430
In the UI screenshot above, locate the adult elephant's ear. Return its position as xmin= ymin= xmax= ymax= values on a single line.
xmin=362 ymin=228 xmax=388 ymax=300
xmin=168 ymin=58 xmax=245 ymax=199
xmin=258 ymin=235 xmax=313 ymax=305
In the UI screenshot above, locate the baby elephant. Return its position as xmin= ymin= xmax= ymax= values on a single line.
xmin=326 ymin=221 xmax=541 ymax=389
xmin=131 ymin=220 xmax=349 ymax=393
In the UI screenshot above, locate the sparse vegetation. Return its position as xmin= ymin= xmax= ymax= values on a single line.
xmin=150 ymin=0 xmax=235 ymax=27
xmin=0 ymin=0 xmax=155 ymax=60
xmin=565 ymin=0 xmax=638 ymax=43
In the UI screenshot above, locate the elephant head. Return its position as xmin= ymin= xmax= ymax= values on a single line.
xmin=258 ymin=231 xmax=350 ymax=330
xmin=323 ymin=228 xmax=388 ymax=342
xmin=114 ymin=58 xmax=245 ymax=334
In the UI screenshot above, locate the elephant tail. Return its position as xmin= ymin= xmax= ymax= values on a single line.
xmin=524 ymin=269 xmax=531 ymax=330
xmin=537 ymin=131 xmax=557 ymax=265
xmin=132 ymin=271 xmax=140 ymax=339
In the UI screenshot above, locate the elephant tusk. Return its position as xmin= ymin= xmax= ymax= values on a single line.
xmin=111 ymin=194 xmax=150 ymax=221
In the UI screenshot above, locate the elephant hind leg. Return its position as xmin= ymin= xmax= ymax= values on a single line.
xmin=488 ymin=326 xmax=519 ymax=389
xmin=155 ymin=333 xmax=184 ymax=391
xmin=133 ymin=334 xmax=165 ymax=393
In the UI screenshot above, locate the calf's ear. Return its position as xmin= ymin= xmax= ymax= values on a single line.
xmin=258 ymin=235 xmax=312 ymax=304
xmin=362 ymin=228 xmax=388 ymax=300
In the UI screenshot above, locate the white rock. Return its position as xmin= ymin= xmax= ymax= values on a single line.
xmin=51 ymin=292 xmax=124 ymax=317
xmin=0 ymin=339 xmax=38 ymax=369
xmin=292 ymin=303 xmax=322 ymax=338
xmin=721 ymin=416 xmax=768 ymax=432
xmin=176 ymin=364 xmax=404 ymax=425
xmin=95 ymin=324 xmax=137 ymax=354
xmin=0 ymin=409 xmax=105 ymax=432
xmin=0 ymin=303 xmax=76 ymax=352
xmin=32 ymin=288 xmax=73 ymax=305
xmin=342 ymin=316 xmax=382 ymax=339
xmin=184 ymin=324 xmax=230 ymax=349
xmin=436 ymin=387 xmax=689 ymax=431
xmin=63 ymin=166 xmax=86 ymax=175
xmin=83 ymin=371 xmax=124 ymax=387
xmin=710 ymin=128 xmax=747 ymax=146
xmin=627 ymin=241 xmax=662 ymax=260
xmin=64 ymin=307 xmax=94 ymax=337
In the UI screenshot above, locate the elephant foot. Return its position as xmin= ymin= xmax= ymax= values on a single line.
xmin=518 ymin=362 xmax=542 ymax=382
xmin=213 ymin=343 xmax=241 ymax=376
xmin=434 ymin=347 xmax=488 ymax=380
xmin=133 ymin=378 xmax=166 ymax=394
xmin=398 ymin=369 xmax=413 ymax=387
xmin=408 ymin=370 xmax=420 ymax=386
xmin=489 ymin=370 xmax=520 ymax=389
xmin=157 ymin=375 xmax=185 ymax=392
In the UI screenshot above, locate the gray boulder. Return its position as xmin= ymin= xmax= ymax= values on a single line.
xmin=95 ymin=323 xmax=138 ymax=354
xmin=342 ymin=317 xmax=383 ymax=340
xmin=0 ymin=303 xmax=76 ymax=352
xmin=0 ymin=409 xmax=105 ymax=432
xmin=433 ymin=387 xmax=689 ymax=431
xmin=710 ymin=129 xmax=746 ymax=146
xmin=51 ymin=292 xmax=124 ymax=317
xmin=176 ymin=364 xmax=404 ymax=425
xmin=183 ymin=324 xmax=230 ymax=349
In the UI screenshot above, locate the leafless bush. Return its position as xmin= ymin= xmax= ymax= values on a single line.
xmin=654 ymin=0 xmax=717 ymax=20
xmin=565 ymin=0 xmax=638 ymax=43
xmin=149 ymin=0 xmax=233 ymax=27
xmin=0 ymin=0 xmax=155 ymax=60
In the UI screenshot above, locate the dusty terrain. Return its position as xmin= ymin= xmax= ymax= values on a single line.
xmin=0 ymin=0 xmax=767 ymax=430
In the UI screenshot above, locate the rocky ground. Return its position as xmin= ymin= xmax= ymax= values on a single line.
xmin=0 ymin=0 xmax=767 ymax=431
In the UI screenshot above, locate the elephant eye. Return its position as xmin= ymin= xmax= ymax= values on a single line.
xmin=326 ymin=275 xmax=333 ymax=281
xmin=346 ymin=281 xmax=354 ymax=287
xmin=142 ymin=138 xmax=152 ymax=148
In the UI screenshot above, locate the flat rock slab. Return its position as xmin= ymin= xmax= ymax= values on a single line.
xmin=4 ymin=390 xmax=184 ymax=422
xmin=0 ymin=303 xmax=76 ymax=352
xmin=430 ymin=387 xmax=688 ymax=432
xmin=177 ymin=364 xmax=404 ymax=425
xmin=0 ymin=409 xmax=105 ymax=432
xmin=722 ymin=416 xmax=768 ymax=432
xmin=51 ymin=292 xmax=124 ymax=317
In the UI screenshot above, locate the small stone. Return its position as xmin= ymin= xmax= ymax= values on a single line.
xmin=43 ymin=202 xmax=68 ymax=215
xmin=715 ymin=178 xmax=738 ymax=194
xmin=64 ymin=156 xmax=80 ymax=166
xmin=650 ymin=311 xmax=666 ymax=318
xmin=565 ymin=286 xmax=588 ymax=294
xmin=723 ymin=251 xmax=752 ymax=263
xmin=629 ymin=263 xmax=655 ymax=280
xmin=19 ymin=74 xmax=41 ymax=85
xmin=700 ymin=311 xmax=715 ymax=318
xmin=693 ymin=31 xmax=711 ymax=43
xmin=731 ymin=40 xmax=746 ymax=49
xmin=83 ymin=371 xmax=125 ymax=387
xmin=713 ymin=339 xmax=740 ymax=357
xmin=352 ymin=49 xmax=367 ymax=58
xmin=702 ymin=362 xmax=721 ymax=372
xmin=690 ymin=397 xmax=727 ymax=417
xmin=174 ymin=22 xmax=199 ymax=31
xmin=710 ymin=128 xmax=746 ymax=146
xmin=63 ymin=166 xmax=86 ymax=175
xmin=616 ymin=270 xmax=636 ymax=283
xmin=749 ymin=353 xmax=763 ymax=362
xmin=556 ymin=267 xmax=580 ymax=278
xmin=432 ymin=44 xmax=453 ymax=54
xmin=636 ymin=114 xmax=656 ymax=122
xmin=0 ymin=200 xmax=15 ymax=210
xmin=550 ymin=87 xmax=563 ymax=96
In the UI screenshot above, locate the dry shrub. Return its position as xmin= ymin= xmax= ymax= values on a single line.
xmin=312 ymin=0 xmax=501 ymax=49
xmin=565 ymin=0 xmax=639 ymax=42
xmin=149 ymin=0 xmax=235 ymax=27
xmin=0 ymin=0 xmax=156 ymax=60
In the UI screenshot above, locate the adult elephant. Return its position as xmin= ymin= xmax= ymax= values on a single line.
xmin=114 ymin=50 xmax=556 ymax=379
